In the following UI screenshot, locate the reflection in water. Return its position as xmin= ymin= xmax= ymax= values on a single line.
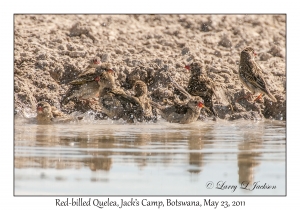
xmin=14 ymin=119 xmax=286 ymax=195
xmin=87 ymin=157 xmax=112 ymax=171
xmin=187 ymin=127 xmax=213 ymax=174
xmin=237 ymin=127 xmax=263 ymax=185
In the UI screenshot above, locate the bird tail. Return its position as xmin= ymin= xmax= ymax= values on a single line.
xmin=266 ymin=93 xmax=277 ymax=102
xmin=60 ymin=96 xmax=70 ymax=105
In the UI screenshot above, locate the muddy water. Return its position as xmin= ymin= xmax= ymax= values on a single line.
xmin=14 ymin=118 xmax=285 ymax=195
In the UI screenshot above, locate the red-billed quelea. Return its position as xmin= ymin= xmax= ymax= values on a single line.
xmin=150 ymin=76 xmax=206 ymax=124
xmin=238 ymin=46 xmax=277 ymax=102
xmin=61 ymin=58 xmax=109 ymax=105
xmin=36 ymin=101 xmax=81 ymax=124
xmin=185 ymin=62 xmax=217 ymax=116
xmin=110 ymin=80 xmax=156 ymax=122
xmin=97 ymin=68 xmax=130 ymax=121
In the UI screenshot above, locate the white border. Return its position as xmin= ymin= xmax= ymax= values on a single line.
xmin=3 ymin=0 xmax=295 ymax=209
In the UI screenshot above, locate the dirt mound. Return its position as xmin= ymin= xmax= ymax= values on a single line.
xmin=14 ymin=15 xmax=286 ymax=121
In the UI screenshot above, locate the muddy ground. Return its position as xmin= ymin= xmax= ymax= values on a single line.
xmin=14 ymin=14 xmax=286 ymax=121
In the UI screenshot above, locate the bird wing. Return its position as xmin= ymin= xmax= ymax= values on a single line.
xmin=168 ymin=74 xmax=192 ymax=99
xmin=61 ymin=85 xmax=81 ymax=105
xmin=110 ymin=88 xmax=141 ymax=107
xmin=78 ymin=67 xmax=95 ymax=77
xmin=51 ymin=116 xmax=73 ymax=123
xmin=49 ymin=107 xmax=75 ymax=123
xmin=243 ymin=61 xmax=268 ymax=92
xmin=100 ymin=91 xmax=123 ymax=110
xmin=175 ymin=104 xmax=188 ymax=114
xmin=69 ymin=74 xmax=96 ymax=85
xmin=187 ymin=76 xmax=216 ymax=98
xmin=69 ymin=67 xmax=97 ymax=85
xmin=51 ymin=106 xmax=65 ymax=117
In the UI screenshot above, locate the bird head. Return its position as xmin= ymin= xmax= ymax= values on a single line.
xmin=187 ymin=96 xmax=205 ymax=111
xmin=88 ymin=57 xmax=101 ymax=68
xmin=92 ymin=57 xmax=101 ymax=65
xmin=98 ymin=69 xmax=116 ymax=88
xmin=184 ymin=62 xmax=203 ymax=76
xmin=36 ymin=101 xmax=51 ymax=115
xmin=106 ymin=69 xmax=116 ymax=76
xmin=184 ymin=65 xmax=191 ymax=71
xmin=241 ymin=47 xmax=257 ymax=59
xmin=133 ymin=80 xmax=147 ymax=97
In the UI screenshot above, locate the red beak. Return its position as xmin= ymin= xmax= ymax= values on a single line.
xmin=37 ymin=106 xmax=43 ymax=111
xmin=185 ymin=65 xmax=191 ymax=71
xmin=107 ymin=69 xmax=115 ymax=75
xmin=93 ymin=58 xmax=101 ymax=65
xmin=197 ymin=102 xmax=204 ymax=108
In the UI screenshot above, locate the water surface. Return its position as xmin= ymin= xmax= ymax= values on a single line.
xmin=14 ymin=118 xmax=286 ymax=195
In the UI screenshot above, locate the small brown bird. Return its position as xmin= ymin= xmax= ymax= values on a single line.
xmin=97 ymin=68 xmax=129 ymax=121
xmin=36 ymin=101 xmax=81 ymax=124
xmin=61 ymin=58 xmax=107 ymax=105
xmin=110 ymin=80 xmax=156 ymax=122
xmin=97 ymin=64 xmax=116 ymax=89
xmin=238 ymin=46 xmax=277 ymax=102
xmin=126 ymin=65 xmax=155 ymax=88
xmin=185 ymin=62 xmax=217 ymax=116
xmin=150 ymin=76 xmax=205 ymax=124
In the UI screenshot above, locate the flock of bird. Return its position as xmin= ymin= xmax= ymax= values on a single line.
xmin=35 ymin=46 xmax=277 ymax=125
